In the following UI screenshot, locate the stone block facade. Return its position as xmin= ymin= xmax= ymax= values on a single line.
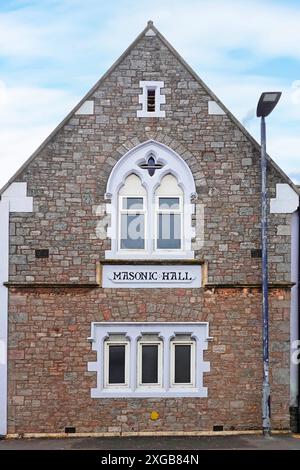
xmin=7 ymin=287 xmax=290 ymax=433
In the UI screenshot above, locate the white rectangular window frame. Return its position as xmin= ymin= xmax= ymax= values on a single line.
xmin=137 ymin=81 xmax=166 ymax=118
xmin=103 ymin=339 xmax=130 ymax=389
xmin=88 ymin=322 xmax=211 ymax=398
xmin=170 ymin=339 xmax=195 ymax=389
xmin=154 ymin=196 xmax=183 ymax=252
xmin=137 ymin=339 xmax=163 ymax=389
xmin=118 ymin=195 xmax=147 ymax=252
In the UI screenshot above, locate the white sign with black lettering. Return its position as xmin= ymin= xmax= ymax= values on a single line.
xmin=102 ymin=265 xmax=201 ymax=288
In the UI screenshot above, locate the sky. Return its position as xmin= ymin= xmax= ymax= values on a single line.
xmin=0 ymin=0 xmax=300 ymax=189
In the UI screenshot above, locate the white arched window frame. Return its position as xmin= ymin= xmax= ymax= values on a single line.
xmin=105 ymin=140 xmax=196 ymax=260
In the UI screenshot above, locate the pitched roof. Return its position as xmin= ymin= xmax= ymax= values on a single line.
xmin=1 ymin=20 xmax=299 ymax=196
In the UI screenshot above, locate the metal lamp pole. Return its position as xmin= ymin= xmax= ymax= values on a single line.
xmin=260 ymin=114 xmax=271 ymax=435
xmin=256 ymin=92 xmax=281 ymax=436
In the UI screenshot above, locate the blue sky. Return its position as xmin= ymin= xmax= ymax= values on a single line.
xmin=0 ymin=0 xmax=300 ymax=187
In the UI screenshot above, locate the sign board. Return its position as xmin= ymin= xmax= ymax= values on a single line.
xmin=102 ymin=264 xmax=202 ymax=288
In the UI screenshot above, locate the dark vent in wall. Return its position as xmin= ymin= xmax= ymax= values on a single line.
xmin=65 ymin=427 xmax=76 ymax=434
xmin=35 ymin=249 xmax=49 ymax=259
xmin=213 ymin=425 xmax=224 ymax=432
xmin=251 ymin=249 xmax=262 ymax=258
xmin=147 ymin=89 xmax=156 ymax=112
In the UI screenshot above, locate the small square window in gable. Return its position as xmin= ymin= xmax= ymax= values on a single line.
xmin=137 ymin=81 xmax=166 ymax=117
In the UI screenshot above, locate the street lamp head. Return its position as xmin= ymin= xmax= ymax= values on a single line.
xmin=256 ymin=92 xmax=282 ymax=118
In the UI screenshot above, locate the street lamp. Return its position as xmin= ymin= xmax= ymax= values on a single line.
xmin=256 ymin=91 xmax=282 ymax=436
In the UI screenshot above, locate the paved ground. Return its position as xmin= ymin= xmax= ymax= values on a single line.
xmin=0 ymin=434 xmax=300 ymax=450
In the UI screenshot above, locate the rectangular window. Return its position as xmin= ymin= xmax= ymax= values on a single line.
xmin=123 ymin=197 xmax=144 ymax=210
xmin=156 ymin=197 xmax=182 ymax=250
xmin=109 ymin=345 xmax=125 ymax=383
xmin=142 ymin=345 xmax=158 ymax=383
xmin=159 ymin=198 xmax=180 ymax=210
xmin=120 ymin=196 xmax=145 ymax=250
xmin=147 ymin=88 xmax=156 ymax=112
xmin=171 ymin=340 xmax=195 ymax=387
xmin=174 ymin=345 xmax=191 ymax=383
xmin=104 ymin=340 xmax=129 ymax=388
xmin=138 ymin=340 xmax=162 ymax=387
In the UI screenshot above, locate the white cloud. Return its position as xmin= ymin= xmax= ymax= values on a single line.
xmin=267 ymin=135 xmax=300 ymax=180
xmin=84 ymin=0 xmax=300 ymax=68
xmin=1 ymin=0 xmax=300 ymax=64
xmin=0 ymin=81 xmax=78 ymax=127
xmin=0 ymin=81 xmax=79 ymax=188
xmin=291 ymin=80 xmax=300 ymax=105
xmin=0 ymin=126 xmax=53 ymax=188
xmin=0 ymin=9 xmax=48 ymax=58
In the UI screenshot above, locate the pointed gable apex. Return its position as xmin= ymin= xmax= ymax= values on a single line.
xmin=0 ymin=20 xmax=298 ymax=196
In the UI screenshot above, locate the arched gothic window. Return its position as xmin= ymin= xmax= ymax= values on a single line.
xmin=105 ymin=140 xmax=196 ymax=259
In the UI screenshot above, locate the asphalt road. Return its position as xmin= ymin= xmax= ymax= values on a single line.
xmin=1 ymin=434 xmax=300 ymax=450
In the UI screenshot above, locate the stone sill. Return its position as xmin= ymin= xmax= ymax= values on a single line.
xmin=100 ymin=259 xmax=205 ymax=265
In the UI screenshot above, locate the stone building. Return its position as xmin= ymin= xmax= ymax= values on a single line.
xmin=0 ymin=21 xmax=299 ymax=436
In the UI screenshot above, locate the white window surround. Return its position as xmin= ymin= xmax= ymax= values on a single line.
xmin=103 ymin=339 xmax=130 ymax=388
xmin=87 ymin=322 xmax=211 ymax=398
xmin=105 ymin=140 xmax=197 ymax=260
xmin=0 ymin=182 xmax=33 ymax=436
xmin=137 ymin=81 xmax=166 ymax=117
xmin=170 ymin=339 xmax=195 ymax=388
xmin=137 ymin=338 xmax=163 ymax=388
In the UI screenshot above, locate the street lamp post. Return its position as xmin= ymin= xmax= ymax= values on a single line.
xmin=256 ymin=91 xmax=282 ymax=436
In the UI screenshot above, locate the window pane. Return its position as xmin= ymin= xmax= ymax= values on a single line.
xmin=147 ymin=88 xmax=156 ymax=112
xmin=157 ymin=213 xmax=181 ymax=249
xmin=174 ymin=345 xmax=191 ymax=383
xmin=123 ymin=197 xmax=144 ymax=210
xmin=159 ymin=197 xmax=180 ymax=209
xmin=141 ymin=345 xmax=158 ymax=384
xmin=109 ymin=345 xmax=125 ymax=384
xmin=121 ymin=214 xmax=144 ymax=249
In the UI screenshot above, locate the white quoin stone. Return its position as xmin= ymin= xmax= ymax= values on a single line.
xmin=0 ymin=182 xmax=33 ymax=436
xmin=145 ymin=28 xmax=156 ymax=36
xmin=290 ymin=211 xmax=299 ymax=407
xmin=75 ymin=100 xmax=94 ymax=115
xmin=270 ymin=183 xmax=299 ymax=214
xmin=208 ymin=101 xmax=225 ymax=115
xmin=2 ymin=182 xmax=33 ymax=212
